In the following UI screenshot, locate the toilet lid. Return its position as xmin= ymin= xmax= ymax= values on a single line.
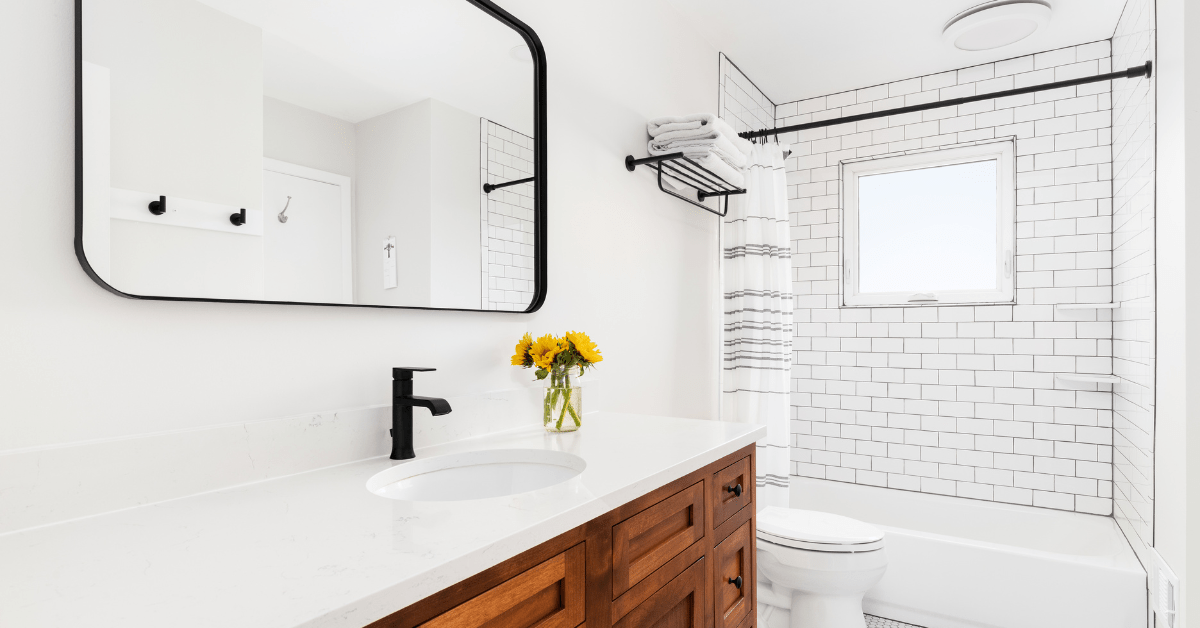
xmin=757 ymin=507 xmax=885 ymax=552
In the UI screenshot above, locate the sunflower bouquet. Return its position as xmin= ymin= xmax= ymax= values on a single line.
xmin=511 ymin=331 xmax=602 ymax=432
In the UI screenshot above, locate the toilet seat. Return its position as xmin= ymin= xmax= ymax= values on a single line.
xmin=757 ymin=506 xmax=885 ymax=552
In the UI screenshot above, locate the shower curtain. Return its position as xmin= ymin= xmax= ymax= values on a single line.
xmin=722 ymin=141 xmax=793 ymax=509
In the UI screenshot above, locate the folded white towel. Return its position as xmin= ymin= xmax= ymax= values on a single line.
xmin=647 ymin=113 xmax=715 ymax=138
xmin=650 ymin=115 xmax=740 ymax=143
xmin=649 ymin=134 xmax=750 ymax=169
xmin=647 ymin=115 xmax=752 ymax=168
xmin=646 ymin=114 xmax=753 ymax=189
xmin=649 ymin=115 xmax=749 ymax=151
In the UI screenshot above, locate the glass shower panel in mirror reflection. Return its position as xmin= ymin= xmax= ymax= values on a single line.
xmin=80 ymin=0 xmax=536 ymax=310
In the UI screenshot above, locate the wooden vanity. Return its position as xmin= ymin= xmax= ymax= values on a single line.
xmin=369 ymin=445 xmax=756 ymax=628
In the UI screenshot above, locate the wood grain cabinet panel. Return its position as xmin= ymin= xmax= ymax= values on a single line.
xmin=731 ymin=606 xmax=755 ymax=628
xmin=420 ymin=544 xmax=585 ymax=628
xmin=376 ymin=445 xmax=757 ymax=628
xmin=611 ymin=481 xmax=706 ymax=599
xmin=713 ymin=520 xmax=753 ymax=628
xmin=712 ymin=457 xmax=751 ymax=528
xmin=613 ymin=558 xmax=707 ymax=628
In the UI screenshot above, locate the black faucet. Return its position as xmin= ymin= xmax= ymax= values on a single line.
xmin=390 ymin=367 xmax=452 ymax=460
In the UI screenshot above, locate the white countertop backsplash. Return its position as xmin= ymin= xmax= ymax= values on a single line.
xmin=1 ymin=406 xmax=763 ymax=628
xmin=0 ymin=383 xmax=591 ymax=534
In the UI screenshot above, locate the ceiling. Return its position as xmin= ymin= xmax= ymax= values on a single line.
xmin=664 ymin=0 xmax=1129 ymax=104
xmin=195 ymin=0 xmax=533 ymax=132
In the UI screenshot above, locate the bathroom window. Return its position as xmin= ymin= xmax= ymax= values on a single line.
xmin=841 ymin=141 xmax=1015 ymax=307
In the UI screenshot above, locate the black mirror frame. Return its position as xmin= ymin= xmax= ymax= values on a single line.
xmin=73 ymin=0 xmax=547 ymax=313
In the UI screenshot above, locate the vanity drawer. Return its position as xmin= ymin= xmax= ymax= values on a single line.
xmin=713 ymin=520 xmax=753 ymax=628
xmin=611 ymin=481 xmax=706 ymax=599
xmin=420 ymin=544 xmax=585 ymax=628
xmin=713 ymin=457 xmax=751 ymax=528
xmin=613 ymin=557 xmax=707 ymax=628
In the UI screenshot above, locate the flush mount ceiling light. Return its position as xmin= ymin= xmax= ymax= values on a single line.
xmin=943 ymin=1 xmax=1052 ymax=51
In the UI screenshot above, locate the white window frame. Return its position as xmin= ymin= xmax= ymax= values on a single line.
xmin=841 ymin=141 xmax=1016 ymax=307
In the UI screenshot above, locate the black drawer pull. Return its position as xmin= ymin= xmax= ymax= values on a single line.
xmin=729 ymin=576 xmax=743 ymax=589
xmin=725 ymin=483 xmax=742 ymax=497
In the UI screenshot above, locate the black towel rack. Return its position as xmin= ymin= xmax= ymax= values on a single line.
xmin=624 ymin=61 xmax=1151 ymax=217
xmin=624 ymin=152 xmax=746 ymax=217
xmin=483 ymin=177 xmax=534 ymax=194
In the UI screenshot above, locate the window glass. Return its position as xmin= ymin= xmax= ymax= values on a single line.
xmin=857 ymin=160 xmax=997 ymax=294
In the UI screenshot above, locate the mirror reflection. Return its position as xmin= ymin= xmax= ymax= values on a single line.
xmin=80 ymin=0 xmax=539 ymax=311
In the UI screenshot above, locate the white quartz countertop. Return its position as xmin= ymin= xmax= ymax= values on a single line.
xmin=1 ymin=413 xmax=764 ymax=628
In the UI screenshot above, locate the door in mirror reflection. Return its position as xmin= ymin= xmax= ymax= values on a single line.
xmin=77 ymin=0 xmax=543 ymax=311
xmin=262 ymin=163 xmax=352 ymax=304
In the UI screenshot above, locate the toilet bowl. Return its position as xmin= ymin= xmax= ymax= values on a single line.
xmin=756 ymin=507 xmax=887 ymax=628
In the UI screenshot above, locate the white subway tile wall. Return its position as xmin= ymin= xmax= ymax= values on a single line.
xmin=1111 ymin=0 xmax=1155 ymax=561
xmin=718 ymin=53 xmax=775 ymax=135
xmin=778 ymin=42 xmax=1118 ymax=515
xmin=480 ymin=120 xmax=536 ymax=311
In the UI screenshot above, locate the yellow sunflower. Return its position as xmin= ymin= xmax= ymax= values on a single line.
xmin=511 ymin=332 xmax=533 ymax=366
xmin=565 ymin=330 xmax=602 ymax=364
xmin=529 ymin=334 xmax=565 ymax=370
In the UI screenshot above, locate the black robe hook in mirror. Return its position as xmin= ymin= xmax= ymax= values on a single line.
xmin=229 ymin=208 xmax=246 ymax=226
xmin=148 ymin=196 xmax=166 ymax=215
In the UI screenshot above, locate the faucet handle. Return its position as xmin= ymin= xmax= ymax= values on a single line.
xmin=393 ymin=367 xmax=436 ymax=380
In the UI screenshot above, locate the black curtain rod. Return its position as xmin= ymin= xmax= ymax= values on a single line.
xmin=483 ymin=176 xmax=534 ymax=194
xmin=739 ymin=61 xmax=1152 ymax=140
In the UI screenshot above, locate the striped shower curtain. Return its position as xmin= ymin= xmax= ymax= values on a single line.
xmin=722 ymin=142 xmax=793 ymax=509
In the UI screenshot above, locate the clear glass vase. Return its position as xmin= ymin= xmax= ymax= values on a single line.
xmin=544 ymin=385 xmax=582 ymax=432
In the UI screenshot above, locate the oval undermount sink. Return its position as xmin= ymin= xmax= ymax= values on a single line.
xmin=367 ymin=448 xmax=586 ymax=502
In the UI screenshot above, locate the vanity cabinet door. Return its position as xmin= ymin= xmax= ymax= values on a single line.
xmin=713 ymin=521 xmax=752 ymax=628
xmin=612 ymin=482 xmax=706 ymax=599
xmin=613 ymin=558 xmax=708 ymax=628
xmin=420 ymin=544 xmax=585 ymax=628
xmin=712 ymin=458 xmax=751 ymax=528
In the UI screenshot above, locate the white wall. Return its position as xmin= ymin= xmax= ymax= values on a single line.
xmin=430 ymin=99 xmax=483 ymax=309
xmin=354 ymin=98 xmax=488 ymax=310
xmin=83 ymin=0 xmax=262 ymax=209
xmin=1154 ymin=0 xmax=1200 ymax=624
xmin=263 ymin=96 xmax=356 ymax=180
xmin=355 ymin=99 xmax=435 ymax=306
xmin=0 ymin=0 xmax=719 ymax=457
xmin=110 ymin=220 xmax=265 ymax=300
xmin=84 ymin=0 xmax=266 ymax=299
xmin=81 ymin=61 xmax=111 ymax=282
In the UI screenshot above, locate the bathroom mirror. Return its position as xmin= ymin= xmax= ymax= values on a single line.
xmin=74 ymin=0 xmax=546 ymax=312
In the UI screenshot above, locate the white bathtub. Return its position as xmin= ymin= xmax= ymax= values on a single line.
xmin=790 ymin=478 xmax=1146 ymax=628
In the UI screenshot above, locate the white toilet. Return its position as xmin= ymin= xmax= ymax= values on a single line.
xmin=756 ymin=507 xmax=887 ymax=628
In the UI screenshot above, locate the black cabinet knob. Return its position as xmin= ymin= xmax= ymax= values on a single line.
xmin=728 ymin=576 xmax=743 ymax=589
xmin=726 ymin=483 xmax=743 ymax=497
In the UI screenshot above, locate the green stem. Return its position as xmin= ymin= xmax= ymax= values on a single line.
xmin=556 ymin=387 xmax=569 ymax=429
